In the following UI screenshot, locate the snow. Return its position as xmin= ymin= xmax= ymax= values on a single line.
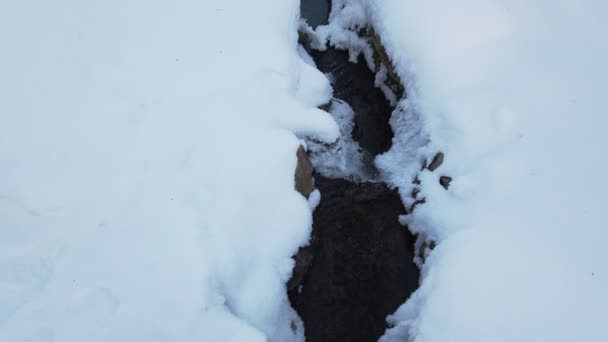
xmin=0 ymin=1 xmax=338 ymax=341
xmin=364 ymin=0 xmax=608 ymax=341
xmin=312 ymin=0 xmax=376 ymax=69
xmin=306 ymin=99 xmax=374 ymax=181
xmin=4 ymin=0 xmax=607 ymax=340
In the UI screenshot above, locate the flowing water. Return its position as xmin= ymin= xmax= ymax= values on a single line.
xmin=288 ymin=1 xmax=420 ymax=341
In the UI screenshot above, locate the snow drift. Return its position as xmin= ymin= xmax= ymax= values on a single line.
xmin=365 ymin=1 xmax=608 ymax=341
xmin=0 ymin=1 xmax=338 ymax=341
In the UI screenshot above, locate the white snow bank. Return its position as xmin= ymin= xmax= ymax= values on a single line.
xmin=369 ymin=1 xmax=608 ymax=341
xmin=312 ymin=0 xmax=376 ymax=68
xmin=305 ymin=99 xmax=375 ymax=181
xmin=0 ymin=1 xmax=338 ymax=341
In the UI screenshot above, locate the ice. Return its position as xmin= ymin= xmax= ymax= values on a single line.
xmin=0 ymin=0 xmax=336 ymax=341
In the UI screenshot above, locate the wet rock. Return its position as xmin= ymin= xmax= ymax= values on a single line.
xmin=289 ymin=176 xmax=419 ymax=342
xmin=295 ymin=146 xmax=314 ymax=198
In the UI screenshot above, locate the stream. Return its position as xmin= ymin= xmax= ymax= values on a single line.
xmin=288 ymin=1 xmax=420 ymax=341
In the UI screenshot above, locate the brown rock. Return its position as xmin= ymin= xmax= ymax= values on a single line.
xmin=295 ymin=146 xmax=314 ymax=198
xmin=428 ymin=152 xmax=444 ymax=172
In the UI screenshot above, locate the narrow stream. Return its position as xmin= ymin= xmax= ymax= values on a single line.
xmin=288 ymin=1 xmax=420 ymax=341
xmin=306 ymin=47 xmax=394 ymax=157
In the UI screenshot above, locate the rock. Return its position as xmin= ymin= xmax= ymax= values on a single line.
xmin=288 ymin=147 xmax=317 ymax=293
xmin=295 ymin=146 xmax=314 ymax=198
xmin=294 ymin=4 xmax=420 ymax=341
xmin=289 ymin=176 xmax=419 ymax=342
xmin=369 ymin=29 xmax=405 ymax=100
xmin=318 ymin=100 xmax=332 ymax=112
xmin=410 ymin=198 xmax=426 ymax=213
xmin=300 ymin=0 xmax=331 ymax=28
xmin=440 ymin=176 xmax=452 ymax=189
xmin=287 ymin=246 xmax=315 ymax=291
xmin=416 ymin=238 xmax=437 ymax=265
xmin=428 ymin=152 xmax=444 ymax=172
xmin=290 ymin=320 xmax=298 ymax=334
xmin=411 ymin=188 xmax=420 ymax=199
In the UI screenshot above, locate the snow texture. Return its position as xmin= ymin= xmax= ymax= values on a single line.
xmin=312 ymin=0 xmax=375 ymax=70
xmin=305 ymin=99 xmax=374 ymax=181
xmin=0 ymin=1 xmax=339 ymax=341
xmin=364 ymin=1 xmax=608 ymax=341
xmin=307 ymin=0 xmax=430 ymax=192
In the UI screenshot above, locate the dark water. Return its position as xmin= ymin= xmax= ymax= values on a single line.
xmin=300 ymin=0 xmax=393 ymax=157
xmin=307 ymin=49 xmax=394 ymax=157
xmin=289 ymin=0 xmax=420 ymax=341
xmin=300 ymin=0 xmax=331 ymax=28
xmin=289 ymin=177 xmax=419 ymax=342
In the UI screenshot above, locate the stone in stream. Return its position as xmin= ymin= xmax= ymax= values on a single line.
xmin=294 ymin=146 xmax=315 ymax=198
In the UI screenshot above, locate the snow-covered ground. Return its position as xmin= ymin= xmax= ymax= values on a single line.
xmin=366 ymin=1 xmax=608 ymax=341
xmin=0 ymin=1 xmax=338 ymax=341
xmin=3 ymin=0 xmax=608 ymax=341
